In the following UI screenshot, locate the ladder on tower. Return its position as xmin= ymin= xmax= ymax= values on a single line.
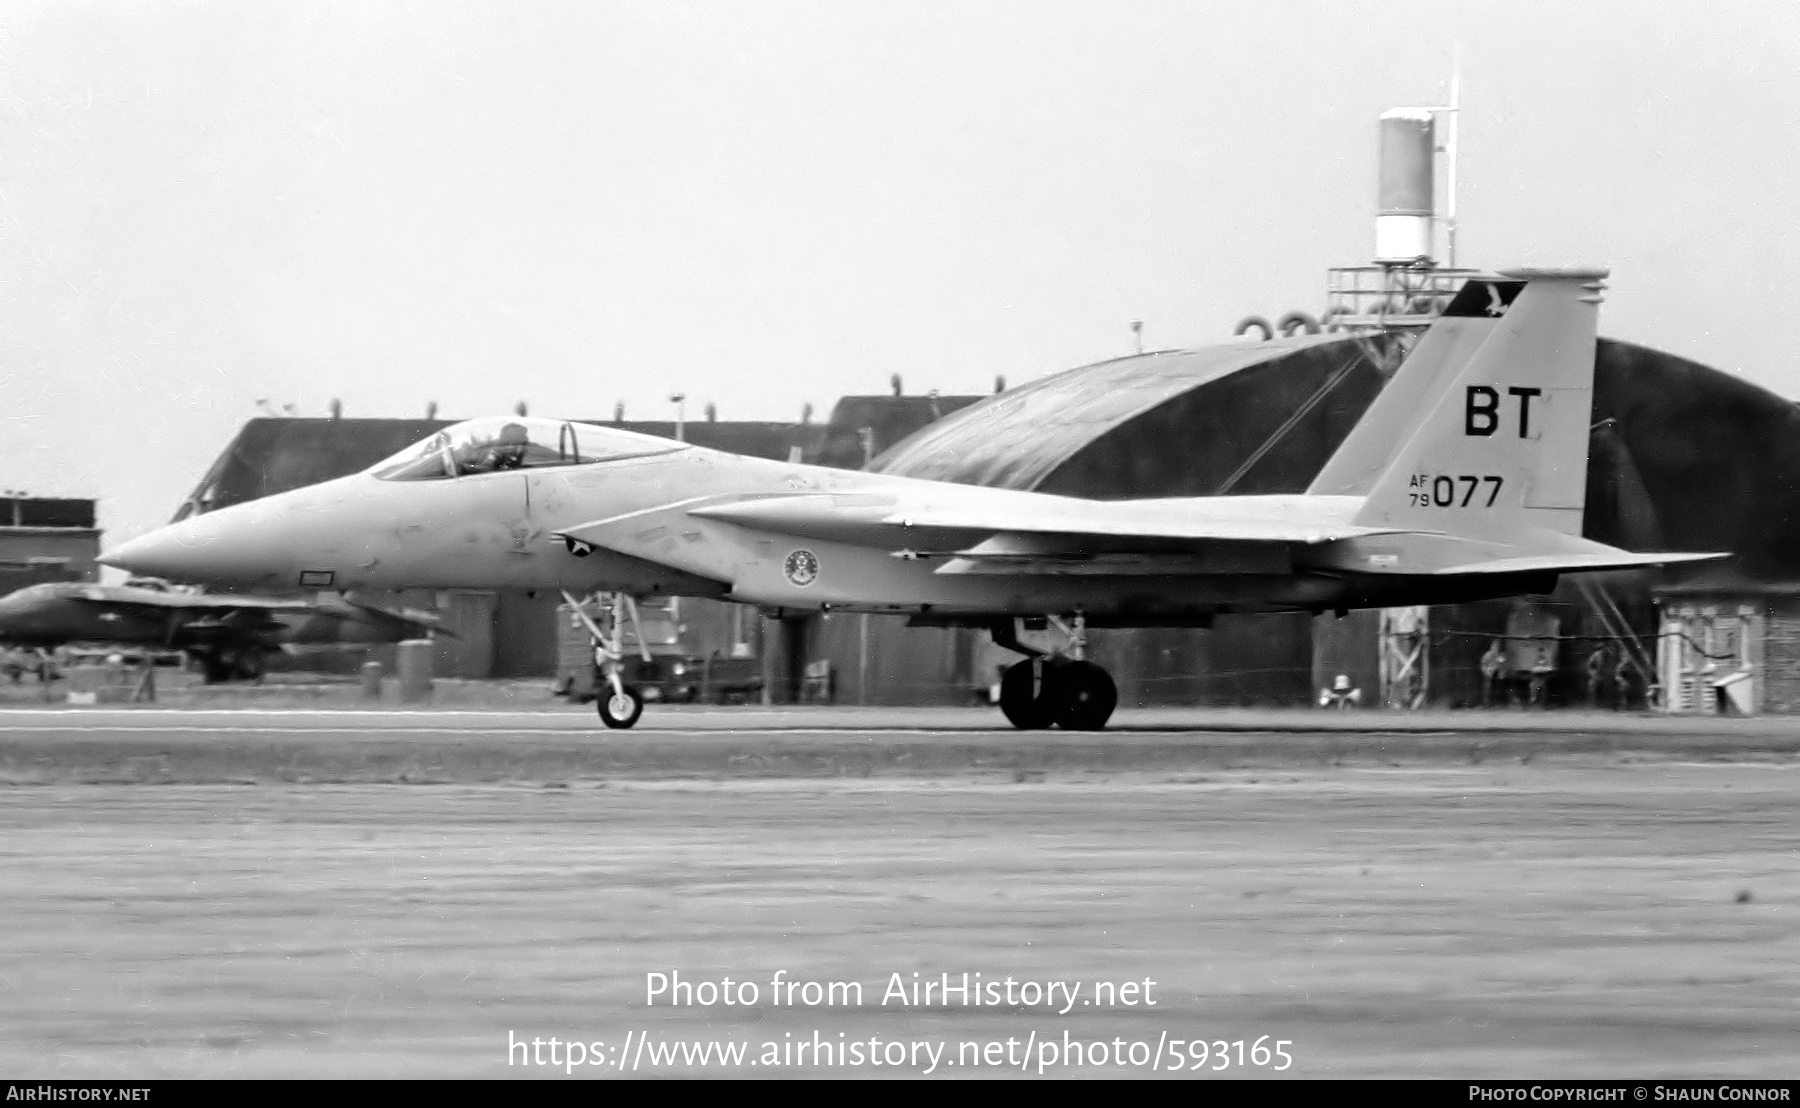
xmin=1379 ymin=606 xmax=1429 ymax=710
xmin=1575 ymin=576 xmax=1656 ymax=707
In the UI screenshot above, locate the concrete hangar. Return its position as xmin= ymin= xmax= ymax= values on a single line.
xmin=868 ymin=328 xmax=1800 ymax=715
xmin=177 ymin=321 xmax=1800 ymax=715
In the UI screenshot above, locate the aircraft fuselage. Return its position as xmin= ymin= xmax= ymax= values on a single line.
xmin=101 ymin=444 xmax=1550 ymax=622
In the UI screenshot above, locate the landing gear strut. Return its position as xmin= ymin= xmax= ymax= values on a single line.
xmin=563 ymin=590 xmax=652 ymax=730
xmin=992 ymin=612 xmax=1118 ymax=731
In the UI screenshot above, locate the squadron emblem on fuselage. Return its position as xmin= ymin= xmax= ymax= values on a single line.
xmin=784 ymin=549 xmax=820 ymax=587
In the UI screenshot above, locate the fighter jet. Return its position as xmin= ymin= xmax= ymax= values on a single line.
xmin=102 ymin=268 xmax=1722 ymax=727
xmin=0 ymin=579 xmax=443 ymax=681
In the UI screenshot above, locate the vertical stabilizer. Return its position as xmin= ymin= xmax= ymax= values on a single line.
xmin=1308 ymin=275 xmax=1524 ymax=495
xmin=1351 ymin=268 xmax=1607 ymax=540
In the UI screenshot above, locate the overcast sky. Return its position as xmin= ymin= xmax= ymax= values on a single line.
xmin=3 ymin=0 xmax=1798 ymax=549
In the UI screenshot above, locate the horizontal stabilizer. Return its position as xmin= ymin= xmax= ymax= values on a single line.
xmin=1427 ymin=550 xmax=1729 ymax=576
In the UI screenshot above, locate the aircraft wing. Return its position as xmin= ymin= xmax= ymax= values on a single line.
xmin=551 ymin=490 xmax=1417 ymax=586
xmin=69 ymin=585 xmax=316 ymax=612
xmin=559 ymin=490 xmax=1731 ymax=585
xmin=680 ymin=490 xmax=1400 ymax=547
xmin=71 ymin=585 xmax=445 ymax=634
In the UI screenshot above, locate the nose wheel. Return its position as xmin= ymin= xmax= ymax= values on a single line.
xmin=598 ymin=685 xmax=644 ymax=729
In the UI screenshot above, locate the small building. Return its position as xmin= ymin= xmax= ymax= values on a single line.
xmin=1655 ymin=585 xmax=1789 ymax=715
xmin=0 ymin=497 xmax=100 ymax=594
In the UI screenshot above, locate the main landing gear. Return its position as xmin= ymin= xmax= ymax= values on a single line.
xmin=993 ymin=612 xmax=1118 ymax=731
xmin=197 ymin=645 xmax=267 ymax=684
xmin=562 ymin=590 xmax=651 ymax=729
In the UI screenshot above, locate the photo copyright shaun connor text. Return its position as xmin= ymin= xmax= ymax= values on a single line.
xmin=506 ymin=970 xmax=1296 ymax=1074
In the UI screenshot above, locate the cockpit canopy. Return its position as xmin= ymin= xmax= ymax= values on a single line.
xmin=371 ymin=417 xmax=688 ymax=481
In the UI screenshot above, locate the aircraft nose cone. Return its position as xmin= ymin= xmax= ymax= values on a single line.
xmin=99 ymin=507 xmax=297 ymax=590
xmin=100 ymin=520 xmax=225 ymax=581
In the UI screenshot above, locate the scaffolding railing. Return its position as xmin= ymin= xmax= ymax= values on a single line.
xmin=1325 ymin=265 xmax=1484 ymax=331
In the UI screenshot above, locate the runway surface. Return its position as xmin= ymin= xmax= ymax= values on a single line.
xmin=3 ymin=705 xmax=1798 ymax=785
xmin=2 ymin=707 xmax=1797 ymax=1077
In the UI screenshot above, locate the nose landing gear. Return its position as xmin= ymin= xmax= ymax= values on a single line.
xmin=992 ymin=612 xmax=1118 ymax=731
xmin=562 ymin=590 xmax=653 ymax=729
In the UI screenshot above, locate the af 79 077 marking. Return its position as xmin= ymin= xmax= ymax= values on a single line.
xmin=1407 ymin=474 xmax=1505 ymax=508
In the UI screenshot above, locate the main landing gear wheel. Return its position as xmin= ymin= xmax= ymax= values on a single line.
xmin=991 ymin=612 xmax=1117 ymax=731
xmin=1053 ymin=659 xmax=1117 ymax=731
xmin=999 ymin=659 xmax=1058 ymax=730
xmin=998 ymin=657 xmax=1119 ymax=731
xmin=598 ymin=684 xmax=644 ymax=729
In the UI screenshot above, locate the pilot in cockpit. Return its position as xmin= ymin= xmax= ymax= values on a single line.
xmin=372 ymin=416 xmax=683 ymax=482
xmin=463 ymin=422 xmax=531 ymax=473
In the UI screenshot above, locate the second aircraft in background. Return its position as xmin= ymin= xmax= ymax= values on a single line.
xmin=0 ymin=579 xmax=443 ymax=682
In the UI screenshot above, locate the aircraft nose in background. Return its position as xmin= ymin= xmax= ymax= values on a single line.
xmin=0 ymin=588 xmax=34 ymax=627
